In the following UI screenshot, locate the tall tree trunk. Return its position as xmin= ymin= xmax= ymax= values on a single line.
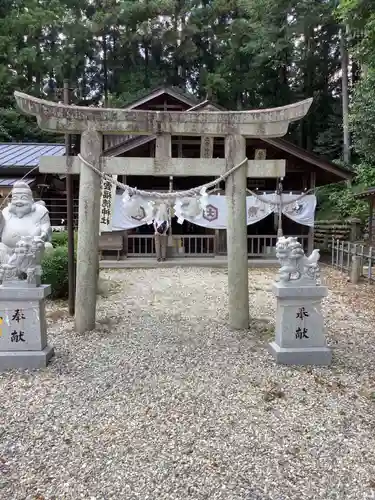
xmin=144 ymin=44 xmax=150 ymax=88
xmin=103 ymin=34 xmax=108 ymax=107
xmin=304 ymin=29 xmax=314 ymax=151
xmin=340 ymin=27 xmax=350 ymax=164
xmin=172 ymin=2 xmax=180 ymax=86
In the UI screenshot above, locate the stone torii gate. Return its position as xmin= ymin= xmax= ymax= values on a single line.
xmin=14 ymin=91 xmax=312 ymax=334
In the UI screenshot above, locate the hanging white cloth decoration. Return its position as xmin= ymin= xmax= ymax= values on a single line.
xmin=113 ymin=195 xmax=147 ymax=230
xmin=112 ymin=194 xmax=316 ymax=231
xmin=176 ymin=194 xmax=317 ymax=228
xmin=246 ymin=195 xmax=274 ymax=224
xmin=282 ymin=195 xmax=317 ymax=227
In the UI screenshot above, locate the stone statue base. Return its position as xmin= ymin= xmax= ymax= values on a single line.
xmin=268 ymin=282 xmax=332 ymax=366
xmin=0 ymin=284 xmax=54 ymax=371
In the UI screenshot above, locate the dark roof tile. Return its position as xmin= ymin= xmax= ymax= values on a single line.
xmin=0 ymin=143 xmax=65 ymax=168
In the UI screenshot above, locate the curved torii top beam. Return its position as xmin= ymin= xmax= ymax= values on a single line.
xmin=14 ymin=91 xmax=312 ymax=137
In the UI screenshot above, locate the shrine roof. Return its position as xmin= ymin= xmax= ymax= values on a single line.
xmin=263 ymin=138 xmax=353 ymax=181
xmin=103 ymin=134 xmax=352 ymax=181
xmin=101 ymin=88 xmax=352 ymax=182
xmin=125 ymin=86 xmax=199 ymax=109
xmin=0 ymin=142 xmax=65 ymax=168
xmin=0 ymin=177 xmax=35 ymax=186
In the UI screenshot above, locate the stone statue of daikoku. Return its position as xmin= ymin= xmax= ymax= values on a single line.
xmin=0 ymin=181 xmax=52 ymax=266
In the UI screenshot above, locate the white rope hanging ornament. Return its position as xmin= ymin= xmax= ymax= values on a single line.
xmin=249 ymin=186 xmax=312 ymax=206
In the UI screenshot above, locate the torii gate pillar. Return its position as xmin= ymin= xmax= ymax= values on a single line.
xmin=75 ymin=130 xmax=102 ymax=333
xmin=225 ymin=135 xmax=249 ymax=329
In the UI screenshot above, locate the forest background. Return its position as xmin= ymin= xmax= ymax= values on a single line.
xmin=0 ymin=0 xmax=374 ymax=220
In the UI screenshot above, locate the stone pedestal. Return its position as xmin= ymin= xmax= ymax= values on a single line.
xmin=268 ymin=282 xmax=331 ymax=366
xmin=0 ymin=284 xmax=54 ymax=370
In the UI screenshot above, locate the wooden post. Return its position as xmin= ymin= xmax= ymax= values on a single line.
xmin=123 ymin=175 xmax=128 ymax=258
xmin=225 ymin=134 xmax=249 ymax=330
xmin=368 ymin=247 xmax=373 ymax=283
xmin=368 ymin=197 xmax=374 ymax=244
xmin=201 ymin=135 xmax=215 ymax=254
xmin=155 ymin=134 xmax=173 ymax=253
xmin=177 ymin=137 xmax=183 ymax=158
xmin=63 ymin=80 xmax=76 ymax=316
xmin=350 ymin=246 xmax=361 ymax=284
xmin=169 ymin=175 xmax=173 ymax=248
xmin=75 ymin=129 xmax=102 ymax=333
xmin=155 ymin=134 xmax=171 ymax=159
xmin=200 ymin=136 xmax=214 ymax=159
xmin=214 ymin=230 xmax=219 ymax=255
xmin=349 ymin=217 xmax=361 ymax=242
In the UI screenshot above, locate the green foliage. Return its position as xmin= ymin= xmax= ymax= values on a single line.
xmin=44 ymin=232 xmax=78 ymax=298
xmin=41 ymin=246 xmax=71 ymax=299
xmin=350 ymin=70 xmax=375 ymax=162
xmin=51 ymin=231 xmax=78 ymax=249
xmin=0 ymin=0 xmax=350 ymax=157
xmin=317 ymin=162 xmax=375 ymax=220
xmin=51 ymin=231 xmax=69 ymax=248
xmin=338 ymin=0 xmax=375 ymax=67
xmin=317 ymin=184 xmax=366 ymax=220
xmin=0 ymin=108 xmax=60 ymax=142
xmin=339 ymin=0 xmax=375 ymax=163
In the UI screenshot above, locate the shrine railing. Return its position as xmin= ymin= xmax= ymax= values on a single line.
xmin=38 ymin=197 xmax=79 ymax=228
xmin=247 ymin=235 xmax=277 ymax=256
xmin=246 ymin=235 xmax=308 ymax=256
xmin=126 ymin=234 xmax=216 ymax=257
xmin=173 ymin=235 xmax=216 ymax=256
xmin=127 ymin=235 xmax=155 ymax=256
xmin=124 ymin=234 xmax=308 ymax=258
xmin=331 ymin=238 xmax=375 ymax=283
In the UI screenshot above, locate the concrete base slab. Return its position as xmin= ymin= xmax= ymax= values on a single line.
xmin=268 ymin=342 xmax=332 ymax=366
xmin=0 ymin=345 xmax=55 ymax=371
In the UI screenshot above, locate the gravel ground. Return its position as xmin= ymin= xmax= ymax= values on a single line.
xmin=1 ymin=267 xmax=375 ymax=500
